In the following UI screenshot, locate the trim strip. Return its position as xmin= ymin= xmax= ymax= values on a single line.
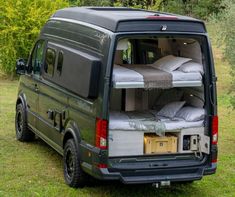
xmin=50 ymin=17 xmax=114 ymax=35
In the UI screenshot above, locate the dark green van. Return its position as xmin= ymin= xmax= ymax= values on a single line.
xmin=15 ymin=7 xmax=218 ymax=188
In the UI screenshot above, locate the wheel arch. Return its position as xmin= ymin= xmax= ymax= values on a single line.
xmin=16 ymin=93 xmax=27 ymax=110
xmin=63 ymin=120 xmax=82 ymax=152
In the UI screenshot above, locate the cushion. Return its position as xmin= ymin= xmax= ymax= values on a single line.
xmin=178 ymin=61 xmax=204 ymax=74
xmin=176 ymin=106 xmax=205 ymax=121
xmin=152 ymin=55 xmax=175 ymax=68
xmin=157 ymin=101 xmax=185 ymax=119
xmin=152 ymin=55 xmax=192 ymax=72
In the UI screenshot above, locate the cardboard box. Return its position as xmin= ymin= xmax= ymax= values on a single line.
xmin=109 ymin=130 xmax=144 ymax=157
xmin=144 ymin=134 xmax=177 ymax=154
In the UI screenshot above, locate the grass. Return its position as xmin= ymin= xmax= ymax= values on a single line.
xmin=0 ymin=50 xmax=235 ymax=197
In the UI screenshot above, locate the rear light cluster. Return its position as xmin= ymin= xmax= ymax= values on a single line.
xmin=211 ymin=115 xmax=218 ymax=163
xmin=96 ymin=118 xmax=108 ymax=149
xmin=97 ymin=164 xmax=108 ymax=168
xmin=212 ymin=115 xmax=218 ymax=145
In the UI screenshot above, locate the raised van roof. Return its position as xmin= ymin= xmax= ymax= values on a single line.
xmin=51 ymin=7 xmax=206 ymax=33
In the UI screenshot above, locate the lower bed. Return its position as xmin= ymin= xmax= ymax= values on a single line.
xmin=109 ymin=111 xmax=204 ymax=132
xmin=112 ymin=64 xmax=202 ymax=88
xmin=108 ymin=111 xmax=206 ymax=157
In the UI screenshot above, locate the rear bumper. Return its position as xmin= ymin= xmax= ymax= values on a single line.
xmin=80 ymin=145 xmax=217 ymax=184
xmin=100 ymin=166 xmax=204 ymax=184
xmin=83 ymin=163 xmax=217 ymax=184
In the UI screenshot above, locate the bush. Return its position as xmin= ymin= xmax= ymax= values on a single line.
xmin=159 ymin=0 xmax=223 ymax=20
xmin=0 ymin=0 xmax=68 ymax=77
xmin=210 ymin=0 xmax=235 ymax=108
xmin=69 ymin=0 xmax=111 ymax=6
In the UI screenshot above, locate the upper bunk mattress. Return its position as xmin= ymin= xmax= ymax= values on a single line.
xmin=112 ymin=64 xmax=202 ymax=88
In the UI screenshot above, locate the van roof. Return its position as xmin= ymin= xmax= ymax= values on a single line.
xmin=51 ymin=7 xmax=206 ymax=33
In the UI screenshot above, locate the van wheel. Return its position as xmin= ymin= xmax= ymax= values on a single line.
xmin=15 ymin=103 xmax=35 ymax=141
xmin=63 ymin=139 xmax=88 ymax=188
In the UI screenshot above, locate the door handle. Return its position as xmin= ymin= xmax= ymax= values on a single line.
xmin=47 ymin=109 xmax=54 ymax=120
xmin=34 ymin=84 xmax=39 ymax=92
xmin=47 ymin=109 xmax=66 ymax=132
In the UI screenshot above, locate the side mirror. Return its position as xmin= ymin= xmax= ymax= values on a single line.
xmin=16 ymin=58 xmax=27 ymax=75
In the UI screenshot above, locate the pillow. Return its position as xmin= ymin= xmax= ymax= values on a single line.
xmin=152 ymin=55 xmax=192 ymax=72
xmin=176 ymin=106 xmax=205 ymax=121
xmin=178 ymin=61 xmax=204 ymax=74
xmin=157 ymin=101 xmax=185 ymax=119
xmin=152 ymin=55 xmax=175 ymax=68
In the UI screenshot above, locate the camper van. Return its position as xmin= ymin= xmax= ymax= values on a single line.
xmin=15 ymin=7 xmax=218 ymax=188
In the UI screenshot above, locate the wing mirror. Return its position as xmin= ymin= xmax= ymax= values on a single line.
xmin=16 ymin=58 xmax=27 ymax=75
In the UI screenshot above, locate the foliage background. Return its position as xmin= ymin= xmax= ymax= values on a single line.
xmin=210 ymin=0 xmax=235 ymax=106
xmin=0 ymin=0 xmax=69 ymax=76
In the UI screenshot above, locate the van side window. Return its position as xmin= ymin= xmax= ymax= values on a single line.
xmin=57 ymin=51 xmax=63 ymax=75
xmin=44 ymin=48 xmax=56 ymax=77
xmin=30 ymin=40 xmax=46 ymax=75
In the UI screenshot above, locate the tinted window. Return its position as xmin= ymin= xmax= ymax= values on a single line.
xmin=31 ymin=40 xmax=45 ymax=75
xmin=57 ymin=51 xmax=63 ymax=75
xmin=44 ymin=48 xmax=56 ymax=76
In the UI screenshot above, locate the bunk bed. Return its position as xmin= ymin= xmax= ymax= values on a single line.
xmin=112 ymin=55 xmax=204 ymax=89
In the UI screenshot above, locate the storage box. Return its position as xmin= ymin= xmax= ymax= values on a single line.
xmin=109 ymin=130 xmax=144 ymax=157
xmin=144 ymin=134 xmax=177 ymax=154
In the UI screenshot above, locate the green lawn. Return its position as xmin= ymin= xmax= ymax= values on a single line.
xmin=0 ymin=49 xmax=235 ymax=197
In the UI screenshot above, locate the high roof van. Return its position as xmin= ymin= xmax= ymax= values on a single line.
xmin=15 ymin=7 xmax=218 ymax=188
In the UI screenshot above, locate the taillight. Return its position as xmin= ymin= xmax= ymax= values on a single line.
xmin=212 ymin=115 xmax=218 ymax=145
xmin=97 ymin=164 xmax=108 ymax=168
xmin=212 ymin=158 xmax=217 ymax=163
xmin=96 ymin=118 xmax=108 ymax=149
xmin=146 ymin=15 xmax=178 ymax=20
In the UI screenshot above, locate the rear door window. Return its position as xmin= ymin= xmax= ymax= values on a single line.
xmin=56 ymin=51 xmax=63 ymax=75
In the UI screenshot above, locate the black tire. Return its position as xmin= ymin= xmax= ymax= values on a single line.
xmin=15 ymin=103 xmax=35 ymax=142
xmin=63 ymin=139 xmax=88 ymax=188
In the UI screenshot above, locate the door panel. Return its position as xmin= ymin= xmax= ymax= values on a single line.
xmin=20 ymin=75 xmax=39 ymax=127
xmin=37 ymin=44 xmax=67 ymax=148
xmin=37 ymin=80 xmax=68 ymax=147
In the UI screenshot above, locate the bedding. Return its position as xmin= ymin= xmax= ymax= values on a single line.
xmin=152 ymin=55 xmax=192 ymax=72
xmin=178 ymin=61 xmax=204 ymax=74
xmin=109 ymin=109 xmax=204 ymax=133
xmin=124 ymin=64 xmax=172 ymax=88
xmin=112 ymin=64 xmax=202 ymax=89
xmin=171 ymin=71 xmax=202 ymax=81
xmin=157 ymin=101 xmax=185 ymax=119
xmin=176 ymin=106 xmax=205 ymax=121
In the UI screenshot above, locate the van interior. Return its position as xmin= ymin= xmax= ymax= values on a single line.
xmin=108 ymin=36 xmax=210 ymax=157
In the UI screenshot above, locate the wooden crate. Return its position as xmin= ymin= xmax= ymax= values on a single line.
xmin=144 ymin=134 xmax=177 ymax=154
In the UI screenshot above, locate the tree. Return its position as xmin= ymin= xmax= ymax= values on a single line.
xmin=69 ymin=0 xmax=112 ymax=6
xmin=0 ymin=0 xmax=68 ymax=77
